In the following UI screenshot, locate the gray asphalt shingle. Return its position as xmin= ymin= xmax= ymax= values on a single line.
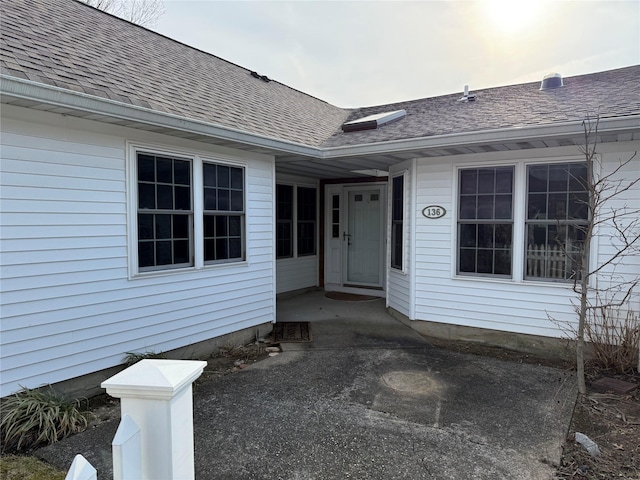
xmin=0 ymin=0 xmax=349 ymax=147
xmin=326 ymin=66 xmax=640 ymax=148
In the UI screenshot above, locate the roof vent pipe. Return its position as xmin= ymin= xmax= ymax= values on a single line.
xmin=458 ymin=85 xmax=476 ymax=102
xmin=540 ymin=72 xmax=563 ymax=90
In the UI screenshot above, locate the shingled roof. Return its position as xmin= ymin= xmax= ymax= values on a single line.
xmin=0 ymin=0 xmax=349 ymax=148
xmin=1 ymin=0 xmax=639 ymax=155
xmin=325 ymin=66 xmax=640 ymax=148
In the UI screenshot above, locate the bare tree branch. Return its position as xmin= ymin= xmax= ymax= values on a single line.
xmin=571 ymin=113 xmax=639 ymax=393
xmin=80 ymin=0 xmax=165 ymax=27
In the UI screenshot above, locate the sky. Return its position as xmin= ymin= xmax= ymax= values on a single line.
xmin=153 ymin=1 xmax=640 ymax=108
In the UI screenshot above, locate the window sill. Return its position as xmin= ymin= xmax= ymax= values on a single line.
xmin=130 ymin=260 xmax=249 ymax=280
xmin=390 ymin=267 xmax=407 ymax=275
xmin=276 ymin=255 xmax=318 ymax=262
xmin=452 ymin=274 xmax=578 ymax=288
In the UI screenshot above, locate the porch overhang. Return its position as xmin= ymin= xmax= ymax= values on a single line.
xmin=275 ymin=115 xmax=640 ymax=179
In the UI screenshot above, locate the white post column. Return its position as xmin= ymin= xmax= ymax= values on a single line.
xmin=102 ymin=359 xmax=206 ymax=480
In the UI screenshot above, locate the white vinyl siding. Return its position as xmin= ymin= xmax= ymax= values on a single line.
xmin=592 ymin=146 xmax=640 ymax=313
xmin=411 ymin=146 xmax=640 ymax=338
xmin=387 ymin=162 xmax=412 ymax=317
xmin=0 ymin=106 xmax=275 ymax=397
xmin=276 ymin=256 xmax=319 ymax=294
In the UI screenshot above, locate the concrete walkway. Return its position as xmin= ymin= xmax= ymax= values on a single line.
xmin=37 ymin=291 xmax=577 ymax=479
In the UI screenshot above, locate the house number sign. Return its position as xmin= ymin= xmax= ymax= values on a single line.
xmin=422 ymin=205 xmax=446 ymax=219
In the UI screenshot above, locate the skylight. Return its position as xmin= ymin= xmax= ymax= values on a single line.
xmin=342 ymin=109 xmax=406 ymax=132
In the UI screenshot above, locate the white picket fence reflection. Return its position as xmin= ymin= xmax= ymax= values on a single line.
xmin=526 ymin=244 xmax=581 ymax=280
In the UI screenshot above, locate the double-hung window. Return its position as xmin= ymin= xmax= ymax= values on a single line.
xmin=276 ymin=184 xmax=317 ymax=258
xmin=203 ymin=163 xmax=245 ymax=263
xmin=137 ymin=153 xmax=193 ymax=269
xmin=135 ymin=150 xmax=245 ymax=273
xmin=456 ymin=161 xmax=588 ymax=282
xmin=525 ymin=162 xmax=588 ymax=280
xmin=276 ymin=185 xmax=293 ymax=258
xmin=458 ymin=166 xmax=514 ymax=276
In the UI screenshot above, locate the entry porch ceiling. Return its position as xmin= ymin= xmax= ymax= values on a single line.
xmin=3 ymin=95 xmax=638 ymax=181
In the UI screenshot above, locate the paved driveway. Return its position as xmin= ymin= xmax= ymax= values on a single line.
xmin=38 ymin=291 xmax=576 ymax=479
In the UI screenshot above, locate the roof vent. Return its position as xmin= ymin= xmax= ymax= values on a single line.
xmin=250 ymin=71 xmax=271 ymax=83
xmin=540 ymin=72 xmax=563 ymax=90
xmin=458 ymin=85 xmax=476 ymax=102
xmin=341 ymin=110 xmax=406 ymax=132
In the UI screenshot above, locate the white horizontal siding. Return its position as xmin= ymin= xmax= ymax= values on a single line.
xmin=411 ymin=148 xmax=640 ymax=338
xmin=0 ymin=106 xmax=276 ymax=397
xmin=592 ymin=149 xmax=640 ymax=311
xmin=276 ymin=256 xmax=319 ymax=294
xmin=387 ymin=273 xmax=410 ymax=316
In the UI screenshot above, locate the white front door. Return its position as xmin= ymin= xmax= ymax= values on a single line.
xmin=324 ymin=184 xmax=385 ymax=289
xmin=345 ymin=188 xmax=383 ymax=286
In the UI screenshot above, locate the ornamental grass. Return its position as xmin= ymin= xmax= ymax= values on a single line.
xmin=0 ymin=387 xmax=88 ymax=453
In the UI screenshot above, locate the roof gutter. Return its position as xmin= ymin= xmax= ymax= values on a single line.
xmin=2 ymin=76 xmax=639 ymax=162
xmin=0 ymin=75 xmax=324 ymax=158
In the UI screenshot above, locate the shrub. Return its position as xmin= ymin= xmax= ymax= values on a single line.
xmin=585 ymin=307 xmax=639 ymax=374
xmin=123 ymin=350 xmax=165 ymax=367
xmin=0 ymin=387 xmax=88 ymax=453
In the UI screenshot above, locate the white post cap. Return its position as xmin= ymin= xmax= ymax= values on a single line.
xmin=102 ymin=359 xmax=206 ymax=400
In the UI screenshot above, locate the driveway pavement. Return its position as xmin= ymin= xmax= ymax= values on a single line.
xmin=37 ymin=291 xmax=577 ymax=479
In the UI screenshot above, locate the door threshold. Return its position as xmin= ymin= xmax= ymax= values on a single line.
xmin=324 ymin=284 xmax=386 ymax=298
xmin=344 ymin=284 xmax=383 ymax=291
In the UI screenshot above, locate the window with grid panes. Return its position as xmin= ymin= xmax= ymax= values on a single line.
xmin=276 ymin=184 xmax=293 ymax=258
xmin=525 ymin=162 xmax=588 ymax=281
xmin=203 ymin=163 xmax=245 ymax=262
xmin=137 ymin=153 xmax=192 ymax=269
xmin=458 ymin=166 xmax=514 ymax=276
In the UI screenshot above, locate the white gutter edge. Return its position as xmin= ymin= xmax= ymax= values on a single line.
xmin=2 ymin=75 xmax=639 ymax=161
xmin=0 ymin=75 xmax=323 ymax=158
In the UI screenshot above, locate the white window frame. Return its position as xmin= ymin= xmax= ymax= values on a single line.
xmin=126 ymin=142 xmax=248 ymax=279
xmin=276 ymin=183 xmax=294 ymax=259
xmin=452 ymin=155 xmax=594 ymax=285
xmin=523 ymin=161 xmax=590 ymax=282
xmin=390 ymin=170 xmax=408 ymax=272
xmin=456 ymin=165 xmax=515 ymax=278
xmin=202 ymin=160 xmax=246 ymax=265
xmin=135 ymin=150 xmax=194 ymax=272
xmin=275 ymin=181 xmax=318 ymax=260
